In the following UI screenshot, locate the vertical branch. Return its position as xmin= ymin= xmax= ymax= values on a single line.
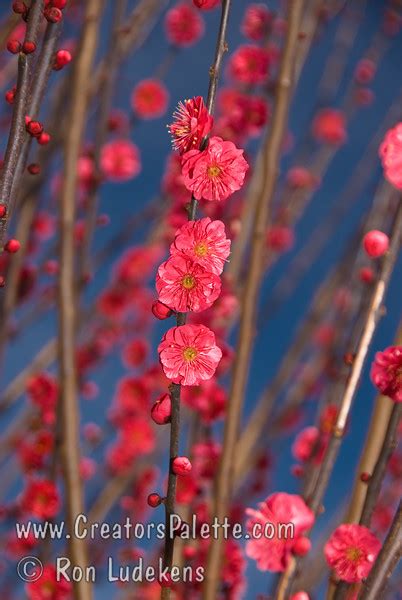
xmin=58 ymin=2 xmax=102 ymax=599
xmin=0 ymin=0 xmax=44 ymax=251
xmin=275 ymin=199 xmax=402 ymax=600
xmin=0 ymin=20 xmax=61 ymax=361
xmin=359 ymin=403 xmax=401 ymax=527
xmin=203 ymin=3 xmax=304 ymax=599
xmin=160 ymin=3 xmax=232 ymax=599
xmin=80 ymin=0 xmax=127 ymax=278
xmin=358 ymin=501 xmax=402 ymax=600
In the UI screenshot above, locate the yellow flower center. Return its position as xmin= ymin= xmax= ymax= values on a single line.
xmin=182 ymin=274 xmax=196 ymax=289
xmin=207 ymin=164 xmax=221 ymax=178
xmin=183 ymin=347 xmax=197 ymax=362
xmin=345 ymin=546 xmax=362 ymax=562
xmin=194 ymin=241 xmax=209 ymax=257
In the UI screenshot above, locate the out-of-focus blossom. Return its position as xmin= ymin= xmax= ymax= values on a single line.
xmin=370 ymin=346 xmax=402 ymax=402
xmin=165 ymin=3 xmax=204 ymax=47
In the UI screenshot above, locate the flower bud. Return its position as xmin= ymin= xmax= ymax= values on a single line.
xmin=151 ymin=393 xmax=172 ymax=425
xmin=363 ymin=230 xmax=389 ymax=258
xmin=172 ymin=456 xmax=192 ymax=476
xmin=152 ymin=300 xmax=173 ymax=320
xmin=4 ymin=239 xmax=21 ymax=253
xmin=293 ymin=536 xmax=312 ymax=556
xmin=147 ymin=493 xmax=162 ymax=508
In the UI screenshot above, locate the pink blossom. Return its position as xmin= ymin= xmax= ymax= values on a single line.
xmin=370 ymin=345 xmax=402 ymax=402
xmin=182 ymin=377 xmax=227 ymax=422
xmin=181 ymin=136 xmax=248 ymax=202
xmin=193 ymin=0 xmax=220 ymax=9
xmin=246 ymin=492 xmax=314 ymax=572
xmin=241 ymin=4 xmax=273 ymax=41
xmin=228 ymin=45 xmax=270 ymax=85
xmin=168 ymin=96 xmax=213 ymax=154
xmin=101 ymin=139 xmax=141 ymax=182
xmin=171 ymin=217 xmax=230 ymax=275
xmin=379 ymin=123 xmax=402 ymax=189
xmin=131 ymin=79 xmax=169 ymax=119
xmin=158 ymin=324 xmax=222 ymax=386
xmin=324 ymin=523 xmax=381 ymax=583
xmin=165 ymin=3 xmax=204 ymax=47
xmin=26 ymin=565 xmax=72 ymax=600
xmin=156 ymin=255 xmax=221 ymax=312
xmin=292 ymin=427 xmax=319 ymax=462
xmin=312 ymin=108 xmax=347 ymax=145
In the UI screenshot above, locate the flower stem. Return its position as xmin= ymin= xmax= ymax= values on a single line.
xmin=160 ymin=3 xmax=233 ymax=599
xmin=358 ymin=501 xmax=402 ymax=600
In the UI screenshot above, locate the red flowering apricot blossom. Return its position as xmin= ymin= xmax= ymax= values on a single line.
xmin=181 ymin=136 xmax=249 ymax=202
xmin=168 ymin=96 xmax=213 ymax=154
xmin=245 ymin=492 xmax=314 ymax=571
xmin=26 ymin=565 xmax=72 ymax=600
xmin=171 ymin=218 xmax=230 ymax=275
xmin=370 ymin=345 xmax=402 ymax=402
xmin=101 ymin=139 xmax=141 ymax=182
xmin=165 ymin=2 xmax=205 ymax=47
xmin=193 ymin=0 xmax=221 ymax=9
xmin=131 ymin=79 xmax=169 ymax=119
xmin=241 ymin=3 xmax=273 ymax=41
xmin=228 ymin=45 xmax=270 ymax=85
xmin=363 ymin=230 xmax=389 ymax=258
xmin=324 ymin=523 xmax=381 ymax=583
xmin=20 ymin=478 xmax=60 ymax=520
xmin=292 ymin=426 xmax=319 ymax=462
xmin=156 ymin=255 xmax=222 ymax=312
xmin=266 ymin=225 xmax=295 ymax=253
xmin=158 ymin=324 xmax=222 ymax=385
xmin=312 ymin=108 xmax=347 ymax=145
xmin=379 ymin=122 xmax=402 ymax=189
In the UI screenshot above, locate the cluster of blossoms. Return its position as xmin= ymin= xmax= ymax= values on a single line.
xmin=155 ymin=96 xmax=248 ymax=388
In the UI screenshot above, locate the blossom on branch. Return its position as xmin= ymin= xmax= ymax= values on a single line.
xmin=171 ymin=217 xmax=230 ymax=275
xmin=158 ymin=324 xmax=222 ymax=385
xmin=156 ymin=255 xmax=222 ymax=312
xmin=181 ymin=136 xmax=249 ymax=202
xmin=168 ymin=96 xmax=213 ymax=154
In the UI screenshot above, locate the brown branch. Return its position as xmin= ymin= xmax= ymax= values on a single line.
xmin=274 ymin=198 xmax=402 ymax=599
xmin=161 ymin=4 xmax=233 ymax=599
xmin=57 ymin=2 xmax=102 ymax=599
xmin=341 ymin=322 xmax=402 ymax=525
xmin=358 ymin=501 xmax=402 ymax=600
xmin=79 ymin=0 xmax=127 ymax=279
xmin=359 ymin=403 xmax=401 ymax=527
xmin=0 ymin=0 xmax=44 ymax=252
xmin=203 ymin=3 xmax=304 ymax=599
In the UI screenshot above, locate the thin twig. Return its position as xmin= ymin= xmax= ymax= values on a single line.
xmin=57 ymin=2 xmax=102 ymax=599
xmin=359 ymin=403 xmax=401 ymax=527
xmin=203 ymin=3 xmax=304 ymax=599
xmin=357 ymin=501 xmax=402 ymax=600
xmin=0 ymin=0 xmax=44 ymax=252
xmin=274 ymin=199 xmax=402 ymax=599
xmin=161 ymin=4 xmax=233 ymax=598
